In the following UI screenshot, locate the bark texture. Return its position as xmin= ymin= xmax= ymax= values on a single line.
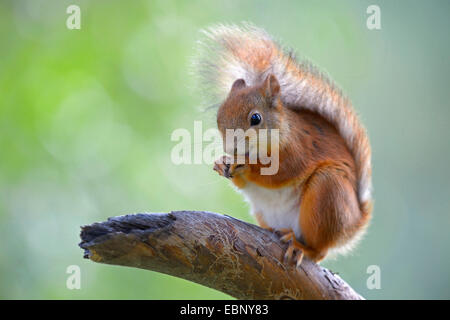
xmin=79 ymin=211 xmax=363 ymax=300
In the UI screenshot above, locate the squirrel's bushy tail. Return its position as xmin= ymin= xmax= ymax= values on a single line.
xmin=194 ymin=23 xmax=372 ymax=210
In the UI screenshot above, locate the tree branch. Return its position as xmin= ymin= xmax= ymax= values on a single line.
xmin=79 ymin=211 xmax=364 ymax=300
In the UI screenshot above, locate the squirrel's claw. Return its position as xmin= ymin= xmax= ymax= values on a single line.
xmin=284 ymin=243 xmax=295 ymax=261
xmin=214 ymin=156 xmax=232 ymax=178
xmin=214 ymin=156 xmax=247 ymax=179
xmin=276 ymin=229 xmax=305 ymax=268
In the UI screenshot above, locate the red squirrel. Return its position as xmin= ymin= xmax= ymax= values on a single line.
xmin=195 ymin=23 xmax=372 ymax=265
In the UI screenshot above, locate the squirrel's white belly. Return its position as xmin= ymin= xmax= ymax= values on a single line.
xmin=240 ymin=182 xmax=302 ymax=238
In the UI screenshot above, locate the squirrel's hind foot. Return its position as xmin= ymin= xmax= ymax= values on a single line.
xmin=276 ymin=229 xmax=305 ymax=268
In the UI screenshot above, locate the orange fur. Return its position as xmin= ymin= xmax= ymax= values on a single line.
xmin=201 ymin=24 xmax=373 ymax=263
xmin=214 ymin=77 xmax=371 ymax=263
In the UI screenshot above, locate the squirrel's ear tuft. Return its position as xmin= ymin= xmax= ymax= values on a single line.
xmin=263 ymin=74 xmax=280 ymax=100
xmin=231 ymin=79 xmax=246 ymax=91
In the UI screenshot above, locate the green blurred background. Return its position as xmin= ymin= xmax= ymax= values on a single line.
xmin=1 ymin=0 xmax=449 ymax=299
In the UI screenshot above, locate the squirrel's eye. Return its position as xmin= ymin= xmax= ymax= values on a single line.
xmin=250 ymin=113 xmax=262 ymax=126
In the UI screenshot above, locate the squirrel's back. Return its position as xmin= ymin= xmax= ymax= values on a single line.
xmin=194 ymin=23 xmax=372 ymax=213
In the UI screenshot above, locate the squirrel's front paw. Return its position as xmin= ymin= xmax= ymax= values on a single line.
xmin=214 ymin=156 xmax=247 ymax=179
xmin=214 ymin=155 xmax=232 ymax=178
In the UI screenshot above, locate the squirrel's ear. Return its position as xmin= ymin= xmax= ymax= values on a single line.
xmin=231 ymin=79 xmax=246 ymax=91
xmin=263 ymin=74 xmax=280 ymax=99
